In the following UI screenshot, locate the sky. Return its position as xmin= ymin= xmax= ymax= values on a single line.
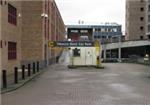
xmin=55 ymin=0 xmax=126 ymax=32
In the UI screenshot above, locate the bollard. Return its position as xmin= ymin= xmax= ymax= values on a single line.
xmin=2 ymin=70 xmax=7 ymax=88
xmin=22 ymin=65 xmax=25 ymax=80
xmin=14 ymin=67 xmax=18 ymax=84
xmin=28 ymin=64 xmax=31 ymax=76
xmin=37 ymin=61 xmax=39 ymax=72
xmin=33 ymin=62 xmax=35 ymax=74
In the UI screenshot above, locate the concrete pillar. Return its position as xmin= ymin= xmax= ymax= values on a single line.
xmin=118 ymin=48 xmax=121 ymax=62
xmin=102 ymin=44 xmax=107 ymax=61
xmin=118 ymin=36 xmax=122 ymax=62
xmin=104 ymin=49 xmax=106 ymax=60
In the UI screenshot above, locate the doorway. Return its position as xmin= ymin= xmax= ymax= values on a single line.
xmin=85 ymin=49 xmax=93 ymax=65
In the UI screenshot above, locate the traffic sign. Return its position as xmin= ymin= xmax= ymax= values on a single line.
xmin=48 ymin=41 xmax=54 ymax=47
xmin=48 ymin=41 xmax=95 ymax=47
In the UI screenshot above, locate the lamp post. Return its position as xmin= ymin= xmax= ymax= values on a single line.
xmin=41 ymin=13 xmax=49 ymax=66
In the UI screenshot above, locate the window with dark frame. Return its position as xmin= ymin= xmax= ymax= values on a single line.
xmin=4 ymin=1 xmax=6 ymax=5
xmin=140 ymin=26 xmax=144 ymax=31
xmin=0 ymin=40 xmax=2 ymax=48
xmin=148 ymin=25 xmax=150 ymax=32
xmin=140 ymin=17 xmax=144 ymax=21
xmin=0 ymin=0 xmax=2 ymax=5
xmin=73 ymin=48 xmax=81 ymax=57
xmin=140 ymin=36 xmax=143 ymax=40
xmin=140 ymin=7 xmax=144 ymax=11
xmin=149 ymin=5 xmax=150 ymax=12
xmin=8 ymin=4 xmax=17 ymax=25
xmin=8 ymin=42 xmax=17 ymax=60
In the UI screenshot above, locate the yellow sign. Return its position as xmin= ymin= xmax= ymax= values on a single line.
xmin=48 ymin=41 xmax=54 ymax=47
xmin=94 ymin=40 xmax=100 ymax=47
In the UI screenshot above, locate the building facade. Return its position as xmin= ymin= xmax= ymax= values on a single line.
xmin=125 ymin=0 xmax=149 ymax=40
xmin=146 ymin=0 xmax=150 ymax=38
xmin=67 ymin=24 xmax=122 ymax=43
xmin=0 ymin=0 xmax=65 ymax=73
xmin=67 ymin=25 xmax=93 ymax=41
xmin=0 ymin=1 xmax=22 ymax=73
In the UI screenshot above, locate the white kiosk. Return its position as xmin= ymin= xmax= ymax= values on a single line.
xmin=68 ymin=41 xmax=102 ymax=68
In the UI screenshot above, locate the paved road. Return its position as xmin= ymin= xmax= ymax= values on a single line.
xmin=2 ymin=63 xmax=150 ymax=105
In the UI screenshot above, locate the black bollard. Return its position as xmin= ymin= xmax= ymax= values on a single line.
xmin=33 ymin=62 xmax=35 ymax=74
xmin=28 ymin=64 xmax=31 ymax=76
xmin=14 ymin=67 xmax=18 ymax=84
xmin=22 ymin=65 xmax=25 ymax=80
xmin=37 ymin=61 xmax=39 ymax=72
xmin=2 ymin=70 xmax=7 ymax=88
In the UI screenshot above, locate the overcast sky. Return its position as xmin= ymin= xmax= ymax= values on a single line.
xmin=55 ymin=0 xmax=126 ymax=32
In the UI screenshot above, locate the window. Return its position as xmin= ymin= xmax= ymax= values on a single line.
xmin=8 ymin=4 xmax=17 ymax=25
xmin=140 ymin=36 xmax=143 ymax=40
xmin=98 ymin=28 xmax=101 ymax=32
xmin=71 ymin=30 xmax=78 ymax=33
xmin=148 ymin=25 xmax=150 ymax=32
xmin=149 ymin=15 xmax=150 ymax=22
xmin=108 ymin=28 xmax=111 ymax=32
xmin=80 ymin=30 xmax=88 ymax=33
xmin=95 ymin=29 xmax=98 ymax=31
xmin=102 ymin=36 xmax=106 ymax=38
xmin=140 ymin=26 xmax=144 ymax=30
xmin=73 ymin=48 xmax=80 ymax=57
xmin=94 ymin=36 xmax=97 ymax=38
xmin=113 ymin=28 xmax=117 ymax=32
xmin=140 ymin=17 xmax=144 ymax=21
xmin=8 ymin=42 xmax=17 ymax=60
xmin=140 ymin=7 xmax=144 ymax=11
xmin=97 ymin=36 xmax=100 ymax=39
xmin=105 ymin=28 xmax=108 ymax=32
xmin=0 ymin=0 xmax=2 ymax=5
xmin=0 ymin=40 xmax=2 ymax=48
xmin=101 ymin=28 xmax=105 ymax=32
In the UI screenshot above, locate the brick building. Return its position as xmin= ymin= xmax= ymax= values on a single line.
xmin=125 ymin=0 xmax=149 ymax=40
xmin=146 ymin=0 xmax=150 ymax=38
xmin=0 ymin=0 xmax=65 ymax=73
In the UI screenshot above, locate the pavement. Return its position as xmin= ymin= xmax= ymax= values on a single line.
xmin=1 ymin=68 xmax=46 ymax=94
xmin=1 ymin=51 xmax=150 ymax=105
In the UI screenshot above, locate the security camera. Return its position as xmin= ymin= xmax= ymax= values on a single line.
xmin=41 ymin=13 xmax=45 ymax=17
xmin=45 ymin=14 xmax=48 ymax=18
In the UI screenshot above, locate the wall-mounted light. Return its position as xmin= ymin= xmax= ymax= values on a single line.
xmin=68 ymin=39 xmax=71 ymax=41
xmin=45 ymin=14 xmax=48 ymax=18
xmin=41 ymin=13 xmax=48 ymax=18
xmin=18 ymin=13 xmax=21 ymax=17
xmin=145 ymin=54 xmax=149 ymax=58
xmin=41 ymin=13 xmax=45 ymax=17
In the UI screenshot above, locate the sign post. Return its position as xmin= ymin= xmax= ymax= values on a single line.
xmin=94 ymin=40 xmax=101 ymax=67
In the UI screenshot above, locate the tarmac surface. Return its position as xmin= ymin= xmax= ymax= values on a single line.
xmin=2 ymin=51 xmax=150 ymax=105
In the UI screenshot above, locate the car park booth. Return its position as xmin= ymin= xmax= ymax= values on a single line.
xmin=68 ymin=44 xmax=101 ymax=67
